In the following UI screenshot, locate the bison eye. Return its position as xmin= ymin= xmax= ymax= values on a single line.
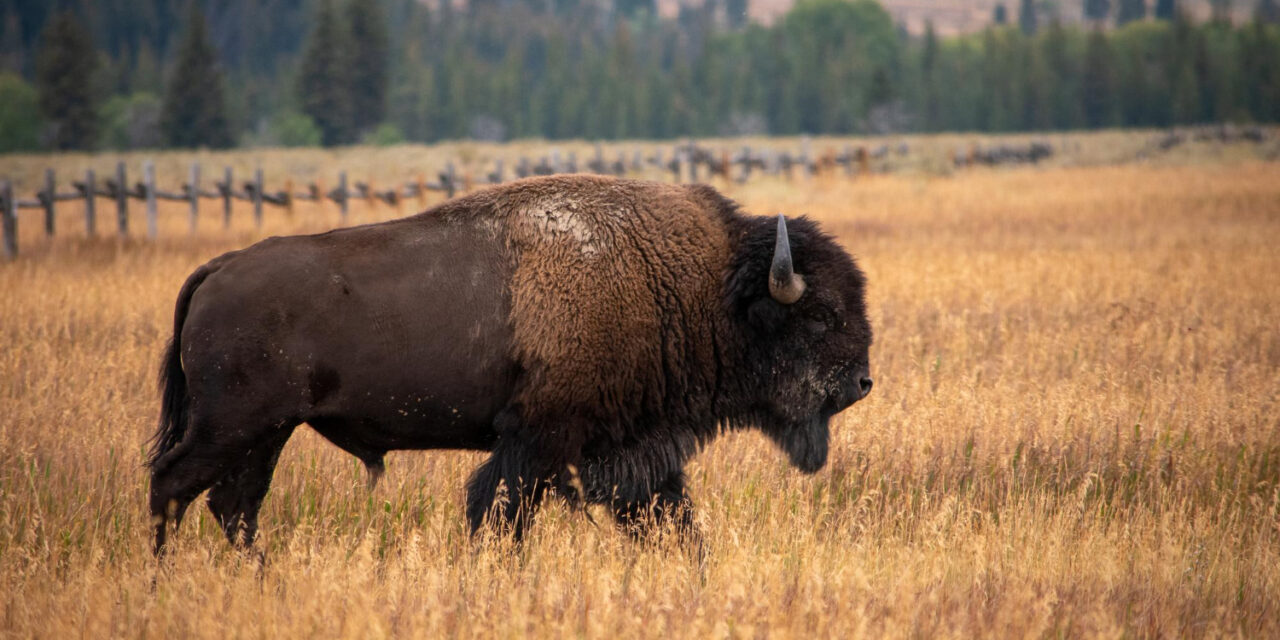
xmin=813 ymin=307 xmax=838 ymax=329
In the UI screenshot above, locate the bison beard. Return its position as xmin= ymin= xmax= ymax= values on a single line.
xmin=146 ymin=175 xmax=873 ymax=556
xmin=763 ymin=416 xmax=830 ymax=474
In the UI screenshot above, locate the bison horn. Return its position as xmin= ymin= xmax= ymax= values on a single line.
xmin=769 ymin=214 xmax=806 ymax=305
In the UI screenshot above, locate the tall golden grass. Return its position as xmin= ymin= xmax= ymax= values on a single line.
xmin=2 ymin=147 xmax=1278 ymax=637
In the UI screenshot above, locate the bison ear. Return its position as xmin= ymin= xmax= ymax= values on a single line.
xmin=769 ymin=214 xmax=806 ymax=305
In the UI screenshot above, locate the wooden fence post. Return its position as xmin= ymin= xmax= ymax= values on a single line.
xmin=801 ymin=137 xmax=813 ymax=178
xmin=84 ymin=169 xmax=96 ymax=235
xmin=253 ymin=168 xmax=264 ymax=228
xmin=444 ymin=163 xmax=456 ymax=199
xmin=2 ymin=181 xmax=15 ymax=259
xmin=188 ymin=163 xmax=200 ymax=233
xmin=338 ymin=171 xmax=348 ymax=221
xmin=687 ymin=143 xmax=699 ymax=183
xmin=145 ymin=161 xmax=158 ymax=239
xmin=115 ymin=162 xmax=128 ymax=237
xmin=222 ymin=167 xmax=233 ymax=227
xmin=740 ymin=146 xmax=752 ymax=183
xmin=42 ymin=168 xmax=55 ymax=236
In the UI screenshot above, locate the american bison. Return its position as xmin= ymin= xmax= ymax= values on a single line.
xmin=148 ymin=174 xmax=873 ymax=554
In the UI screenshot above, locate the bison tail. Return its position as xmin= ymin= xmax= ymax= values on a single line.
xmin=148 ymin=264 xmax=213 ymax=470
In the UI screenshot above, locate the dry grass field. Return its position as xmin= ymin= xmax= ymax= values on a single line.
xmin=2 ymin=139 xmax=1279 ymax=637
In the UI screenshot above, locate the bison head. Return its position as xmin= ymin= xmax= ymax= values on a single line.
xmin=726 ymin=214 xmax=873 ymax=473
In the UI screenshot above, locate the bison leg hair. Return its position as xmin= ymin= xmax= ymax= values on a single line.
xmin=464 ymin=439 xmax=553 ymax=542
xmin=609 ymin=469 xmax=702 ymax=557
xmin=465 ymin=412 xmax=585 ymax=541
xmin=206 ymin=427 xmax=295 ymax=549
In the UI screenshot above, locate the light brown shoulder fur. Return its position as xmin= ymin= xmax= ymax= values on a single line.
xmin=455 ymin=175 xmax=733 ymax=428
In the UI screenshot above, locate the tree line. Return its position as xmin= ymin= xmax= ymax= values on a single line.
xmin=1 ymin=0 xmax=1278 ymax=152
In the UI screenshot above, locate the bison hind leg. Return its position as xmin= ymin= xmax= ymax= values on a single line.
xmin=206 ymin=426 xmax=295 ymax=550
xmin=149 ymin=417 xmax=291 ymax=556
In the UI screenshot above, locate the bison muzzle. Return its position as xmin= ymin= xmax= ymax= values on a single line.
xmin=147 ymin=175 xmax=872 ymax=555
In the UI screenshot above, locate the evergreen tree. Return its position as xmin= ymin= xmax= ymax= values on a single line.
xmin=298 ymin=0 xmax=353 ymax=146
xmin=994 ymin=3 xmax=1009 ymax=24
xmin=345 ymin=0 xmax=389 ymax=135
xmin=1085 ymin=0 xmax=1111 ymax=22
xmin=0 ymin=72 xmax=42 ymax=151
xmin=35 ymin=11 xmax=98 ymax=150
xmin=1156 ymin=0 xmax=1179 ymax=19
xmin=1257 ymin=0 xmax=1280 ymax=22
xmin=1171 ymin=59 xmax=1201 ymax=122
xmin=133 ymin=42 xmax=162 ymax=94
xmin=1040 ymin=19 xmax=1080 ymax=128
xmin=979 ymin=29 xmax=1009 ymax=129
xmin=1243 ymin=21 xmax=1280 ymax=119
xmin=1081 ymin=28 xmax=1112 ymax=126
xmin=1211 ymin=0 xmax=1234 ymax=22
xmin=1021 ymin=41 xmax=1052 ymax=129
xmin=1117 ymin=0 xmax=1148 ymax=24
xmin=617 ymin=0 xmax=658 ymax=19
xmin=725 ymin=0 xmax=749 ymax=29
xmin=868 ymin=66 xmax=893 ymax=107
xmin=1020 ymin=0 xmax=1038 ymax=34
xmin=161 ymin=2 xmax=232 ymax=148
xmin=1191 ymin=24 xmax=1215 ymax=119
xmin=921 ymin=21 xmax=939 ymax=130
xmin=0 ymin=10 xmax=23 ymax=75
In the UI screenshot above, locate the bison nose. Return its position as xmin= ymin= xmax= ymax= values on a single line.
xmin=858 ymin=377 xmax=874 ymax=398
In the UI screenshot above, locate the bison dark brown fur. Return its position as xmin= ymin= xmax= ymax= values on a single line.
xmin=147 ymin=174 xmax=873 ymax=554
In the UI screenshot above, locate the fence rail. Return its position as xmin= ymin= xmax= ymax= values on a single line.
xmin=1 ymin=138 xmax=1066 ymax=260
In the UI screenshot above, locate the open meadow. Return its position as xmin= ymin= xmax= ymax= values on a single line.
xmin=2 ymin=136 xmax=1279 ymax=637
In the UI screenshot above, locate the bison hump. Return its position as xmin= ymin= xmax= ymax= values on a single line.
xmin=491 ymin=176 xmax=732 ymax=425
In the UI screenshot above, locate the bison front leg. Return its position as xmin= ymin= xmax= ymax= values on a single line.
xmin=610 ymin=469 xmax=703 ymax=559
xmin=465 ymin=413 xmax=584 ymax=542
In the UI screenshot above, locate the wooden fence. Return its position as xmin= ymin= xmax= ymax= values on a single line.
xmin=0 ymin=138 xmax=1057 ymax=260
xmin=0 ymin=159 xmax=466 ymax=259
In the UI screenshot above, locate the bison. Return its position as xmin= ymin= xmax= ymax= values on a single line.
xmin=148 ymin=174 xmax=873 ymax=554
